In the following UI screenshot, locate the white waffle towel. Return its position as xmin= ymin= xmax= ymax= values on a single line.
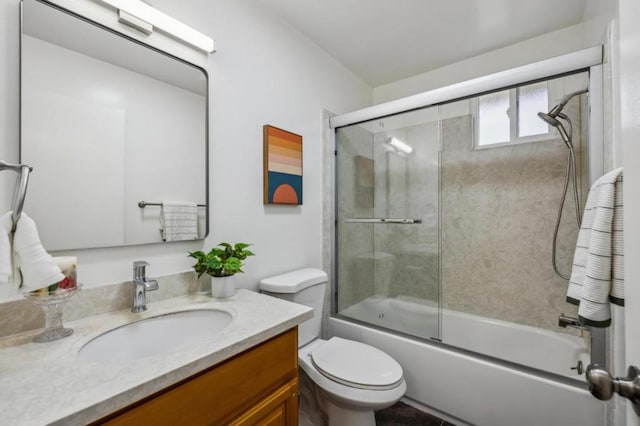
xmin=0 ymin=211 xmax=64 ymax=292
xmin=160 ymin=201 xmax=198 ymax=242
xmin=566 ymin=167 xmax=624 ymax=327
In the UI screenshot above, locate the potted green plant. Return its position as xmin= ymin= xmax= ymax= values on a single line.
xmin=188 ymin=242 xmax=255 ymax=298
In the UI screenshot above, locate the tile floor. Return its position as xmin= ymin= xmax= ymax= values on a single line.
xmin=375 ymin=401 xmax=456 ymax=426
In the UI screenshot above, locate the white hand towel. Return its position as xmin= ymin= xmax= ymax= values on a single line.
xmin=0 ymin=212 xmax=12 ymax=283
xmin=160 ymin=201 xmax=198 ymax=242
xmin=12 ymin=212 xmax=64 ymax=292
xmin=566 ymin=167 xmax=624 ymax=327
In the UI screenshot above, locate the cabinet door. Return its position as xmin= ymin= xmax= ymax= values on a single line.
xmin=229 ymin=379 xmax=298 ymax=426
xmin=99 ymin=328 xmax=298 ymax=425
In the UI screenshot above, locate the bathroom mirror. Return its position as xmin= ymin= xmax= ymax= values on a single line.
xmin=20 ymin=0 xmax=208 ymax=250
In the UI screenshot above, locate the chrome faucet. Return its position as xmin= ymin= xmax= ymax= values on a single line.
xmin=132 ymin=261 xmax=159 ymax=313
xmin=558 ymin=313 xmax=588 ymax=330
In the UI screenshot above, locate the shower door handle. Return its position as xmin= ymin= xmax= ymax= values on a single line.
xmin=344 ymin=218 xmax=422 ymax=224
xmin=586 ymin=364 xmax=640 ymax=415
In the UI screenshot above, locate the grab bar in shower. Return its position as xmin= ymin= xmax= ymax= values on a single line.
xmin=344 ymin=218 xmax=422 ymax=224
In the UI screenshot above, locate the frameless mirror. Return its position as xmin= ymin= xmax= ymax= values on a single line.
xmin=20 ymin=0 xmax=208 ymax=250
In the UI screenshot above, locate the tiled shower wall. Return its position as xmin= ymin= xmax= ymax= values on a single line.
xmin=440 ymin=110 xmax=583 ymax=332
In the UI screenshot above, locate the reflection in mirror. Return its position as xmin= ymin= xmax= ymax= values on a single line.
xmin=20 ymin=0 xmax=208 ymax=250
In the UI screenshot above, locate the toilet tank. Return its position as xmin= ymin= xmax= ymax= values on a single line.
xmin=259 ymin=268 xmax=328 ymax=347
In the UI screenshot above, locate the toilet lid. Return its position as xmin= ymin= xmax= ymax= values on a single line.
xmin=310 ymin=337 xmax=403 ymax=390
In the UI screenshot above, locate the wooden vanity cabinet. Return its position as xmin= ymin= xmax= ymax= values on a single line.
xmin=99 ymin=328 xmax=298 ymax=426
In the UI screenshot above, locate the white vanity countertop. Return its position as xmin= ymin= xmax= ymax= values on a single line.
xmin=0 ymin=289 xmax=312 ymax=425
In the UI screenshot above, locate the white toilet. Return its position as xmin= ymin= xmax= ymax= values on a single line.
xmin=260 ymin=268 xmax=406 ymax=426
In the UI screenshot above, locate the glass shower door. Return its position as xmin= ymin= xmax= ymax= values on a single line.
xmin=335 ymin=106 xmax=441 ymax=341
xmin=333 ymin=71 xmax=596 ymax=381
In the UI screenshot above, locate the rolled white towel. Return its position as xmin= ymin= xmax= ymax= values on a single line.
xmin=12 ymin=213 xmax=64 ymax=292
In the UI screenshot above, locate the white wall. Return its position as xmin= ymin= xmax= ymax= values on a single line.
xmin=0 ymin=1 xmax=19 ymax=215
xmin=0 ymin=0 xmax=371 ymax=298
xmin=583 ymin=0 xmax=617 ymax=46
xmin=617 ymin=0 xmax=640 ymax=424
xmin=373 ymin=23 xmax=597 ymax=104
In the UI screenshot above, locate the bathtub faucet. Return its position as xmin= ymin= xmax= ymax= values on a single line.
xmin=558 ymin=313 xmax=588 ymax=330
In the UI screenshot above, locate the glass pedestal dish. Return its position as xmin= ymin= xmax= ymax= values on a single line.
xmin=24 ymin=285 xmax=81 ymax=343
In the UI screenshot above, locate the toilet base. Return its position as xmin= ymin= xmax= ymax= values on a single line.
xmin=299 ymin=368 xmax=378 ymax=426
xmin=321 ymin=394 xmax=376 ymax=426
xmin=299 ymin=369 xmax=327 ymax=426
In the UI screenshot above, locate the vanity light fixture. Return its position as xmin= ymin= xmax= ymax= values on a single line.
xmin=98 ymin=0 xmax=215 ymax=53
xmin=387 ymin=137 xmax=413 ymax=154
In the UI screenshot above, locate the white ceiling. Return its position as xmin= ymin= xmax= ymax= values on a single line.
xmin=257 ymin=0 xmax=588 ymax=87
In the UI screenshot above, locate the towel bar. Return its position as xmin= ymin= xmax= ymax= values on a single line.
xmin=138 ymin=201 xmax=207 ymax=208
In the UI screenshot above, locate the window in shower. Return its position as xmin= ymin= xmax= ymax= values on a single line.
xmin=476 ymin=81 xmax=549 ymax=147
xmin=517 ymin=82 xmax=549 ymax=137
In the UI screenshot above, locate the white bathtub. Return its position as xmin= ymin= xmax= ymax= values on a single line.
xmin=340 ymin=295 xmax=590 ymax=379
xmin=332 ymin=296 xmax=605 ymax=426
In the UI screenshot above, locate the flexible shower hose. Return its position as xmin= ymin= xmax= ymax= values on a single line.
xmin=552 ymin=145 xmax=582 ymax=280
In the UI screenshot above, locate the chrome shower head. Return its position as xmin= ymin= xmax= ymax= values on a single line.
xmin=538 ymin=112 xmax=572 ymax=149
xmin=538 ymin=88 xmax=587 ymax=150
xmin=537 ymin=112 xmax=562 ymax=127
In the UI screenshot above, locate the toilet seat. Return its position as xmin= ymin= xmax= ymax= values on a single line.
xmin=299 ymin=339 xmax=407 ymax=411
xmin=310 ymin=337 xmax=404 ymax=390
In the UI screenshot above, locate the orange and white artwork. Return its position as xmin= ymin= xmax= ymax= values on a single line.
xmin=263 ymin=125 xmax=303 ymax=205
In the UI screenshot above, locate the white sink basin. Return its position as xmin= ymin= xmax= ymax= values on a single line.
xmin=78 ymin=309 xmax=233 ymax=362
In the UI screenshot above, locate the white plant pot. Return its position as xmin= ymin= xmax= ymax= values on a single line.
xmin=211 ymin=275 xmax=235 ymax=298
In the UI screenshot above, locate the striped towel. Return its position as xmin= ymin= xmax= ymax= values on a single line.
xmin=566 ymin=167 xmax=624 ymax=327
xmin=160 ymin=201 xmax=198 ymax=242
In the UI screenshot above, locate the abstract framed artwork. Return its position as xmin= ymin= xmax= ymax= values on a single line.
xmin=263 ymin=125 xmax=303 ymax=205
